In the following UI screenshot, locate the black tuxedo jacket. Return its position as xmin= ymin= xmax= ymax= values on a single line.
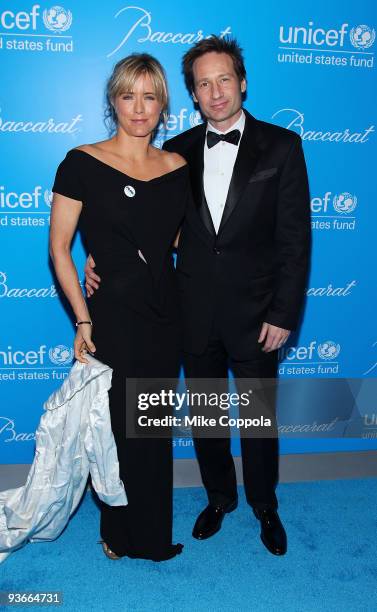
xmin=163 ymin=109 xmax=311 ymax=359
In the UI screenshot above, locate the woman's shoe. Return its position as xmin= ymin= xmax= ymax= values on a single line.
xmin=97 ymin=539 xmax=121 ymax=560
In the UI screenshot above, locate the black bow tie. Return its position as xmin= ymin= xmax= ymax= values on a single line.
xmin=206 ymin=129 xmax=241 ymax=149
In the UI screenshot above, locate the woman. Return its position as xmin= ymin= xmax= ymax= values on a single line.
xmin=50 ymin=53 xmax=189 ymax=561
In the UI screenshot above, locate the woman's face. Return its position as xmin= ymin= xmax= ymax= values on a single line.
xmin=113 ymin=72 xmax=163 ymax=138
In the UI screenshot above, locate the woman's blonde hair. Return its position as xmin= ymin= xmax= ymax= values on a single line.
xmin=105 ymin=53 xmax=169 ymax=134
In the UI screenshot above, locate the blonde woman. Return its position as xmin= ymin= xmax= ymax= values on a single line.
xmin=50 ymin=53 xmax=189 ymax=561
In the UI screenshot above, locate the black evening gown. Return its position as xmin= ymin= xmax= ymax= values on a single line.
xmin=52 ymin=148 xmax=189 ymax=561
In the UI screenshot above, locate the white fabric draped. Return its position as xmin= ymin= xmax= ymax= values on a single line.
xmin=0 ymin=355 xmax=127 ymax=564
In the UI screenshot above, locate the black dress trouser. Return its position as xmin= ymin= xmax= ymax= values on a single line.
xmin=183 ymin=312 xmax=279 ymax=511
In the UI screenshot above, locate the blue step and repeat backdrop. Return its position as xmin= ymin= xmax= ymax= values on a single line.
xmin=1 ymin=1 xmax=376 ymax=464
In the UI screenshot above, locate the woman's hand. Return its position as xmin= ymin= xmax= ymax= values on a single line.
xmin=74 ymin=323 xmax=96 ymax=364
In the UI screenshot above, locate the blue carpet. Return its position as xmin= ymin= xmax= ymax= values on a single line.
xmin=1 ymin=479 xmax=376 ymax=611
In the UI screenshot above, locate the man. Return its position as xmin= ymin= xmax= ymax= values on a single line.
xmin=85 ymin=37 xmax=311 ymax=556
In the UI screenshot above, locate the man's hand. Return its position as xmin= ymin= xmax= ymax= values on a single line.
xmin=258 ymin=322 xmax=290 ymax=352
xmin=84 ymin=254 xmax=101 ymax=297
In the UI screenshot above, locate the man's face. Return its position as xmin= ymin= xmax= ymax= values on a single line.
xmin=191 ymin=51 xmax=246 ymax=131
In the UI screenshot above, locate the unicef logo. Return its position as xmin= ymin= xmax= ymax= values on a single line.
xmin=49 ymin=345 xmax=74 ymax=366
xmin=333 ymin=193 xmax=357 ymax=214
xmin=350 ymin=25 xmax=376 ymax=50
xmin=44 ymin=190 xmax=53 ymax=208
xmin=43 ymin=6 xmax=73 ymax=33
xmin=189 ymin=111 xmax=203 ymax=128
xmin=317 ymin=341 xmax=341 ymax=361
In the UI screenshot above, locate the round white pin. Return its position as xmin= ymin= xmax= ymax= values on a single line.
xmin=124 ymin=185 xmax=136 ymax=198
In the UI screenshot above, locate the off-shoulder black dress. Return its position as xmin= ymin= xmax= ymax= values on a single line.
xmin=53 ymin=148 xmax=188 ymax=561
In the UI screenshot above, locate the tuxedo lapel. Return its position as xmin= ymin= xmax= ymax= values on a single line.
xmin=188 ymin=127 xmax=216 ymax=238
xmin=217 ymin=111 xmax=261 ymax=235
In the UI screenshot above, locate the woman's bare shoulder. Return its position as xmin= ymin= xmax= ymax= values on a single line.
xmin=74 ymin=141 xmax=112 ymax=154
xmin=158 ymin=149 xmax=187 ymax=171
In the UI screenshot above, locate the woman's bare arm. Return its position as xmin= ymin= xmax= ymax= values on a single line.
xmin=49 ymin=193 xmax=96 ymax=360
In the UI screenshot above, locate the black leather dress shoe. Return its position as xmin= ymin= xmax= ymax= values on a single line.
xmin=192 ymin=500 xmax=238 ymax=540
xmin=253 ymin=507 xmax=287 ymax=555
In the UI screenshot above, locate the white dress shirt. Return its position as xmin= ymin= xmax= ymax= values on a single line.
xmin=203 ymin=110 xmax=246 ymax=233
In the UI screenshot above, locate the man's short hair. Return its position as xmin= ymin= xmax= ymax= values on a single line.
xmin=182 ymin=36 xmax=246 ymax=93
